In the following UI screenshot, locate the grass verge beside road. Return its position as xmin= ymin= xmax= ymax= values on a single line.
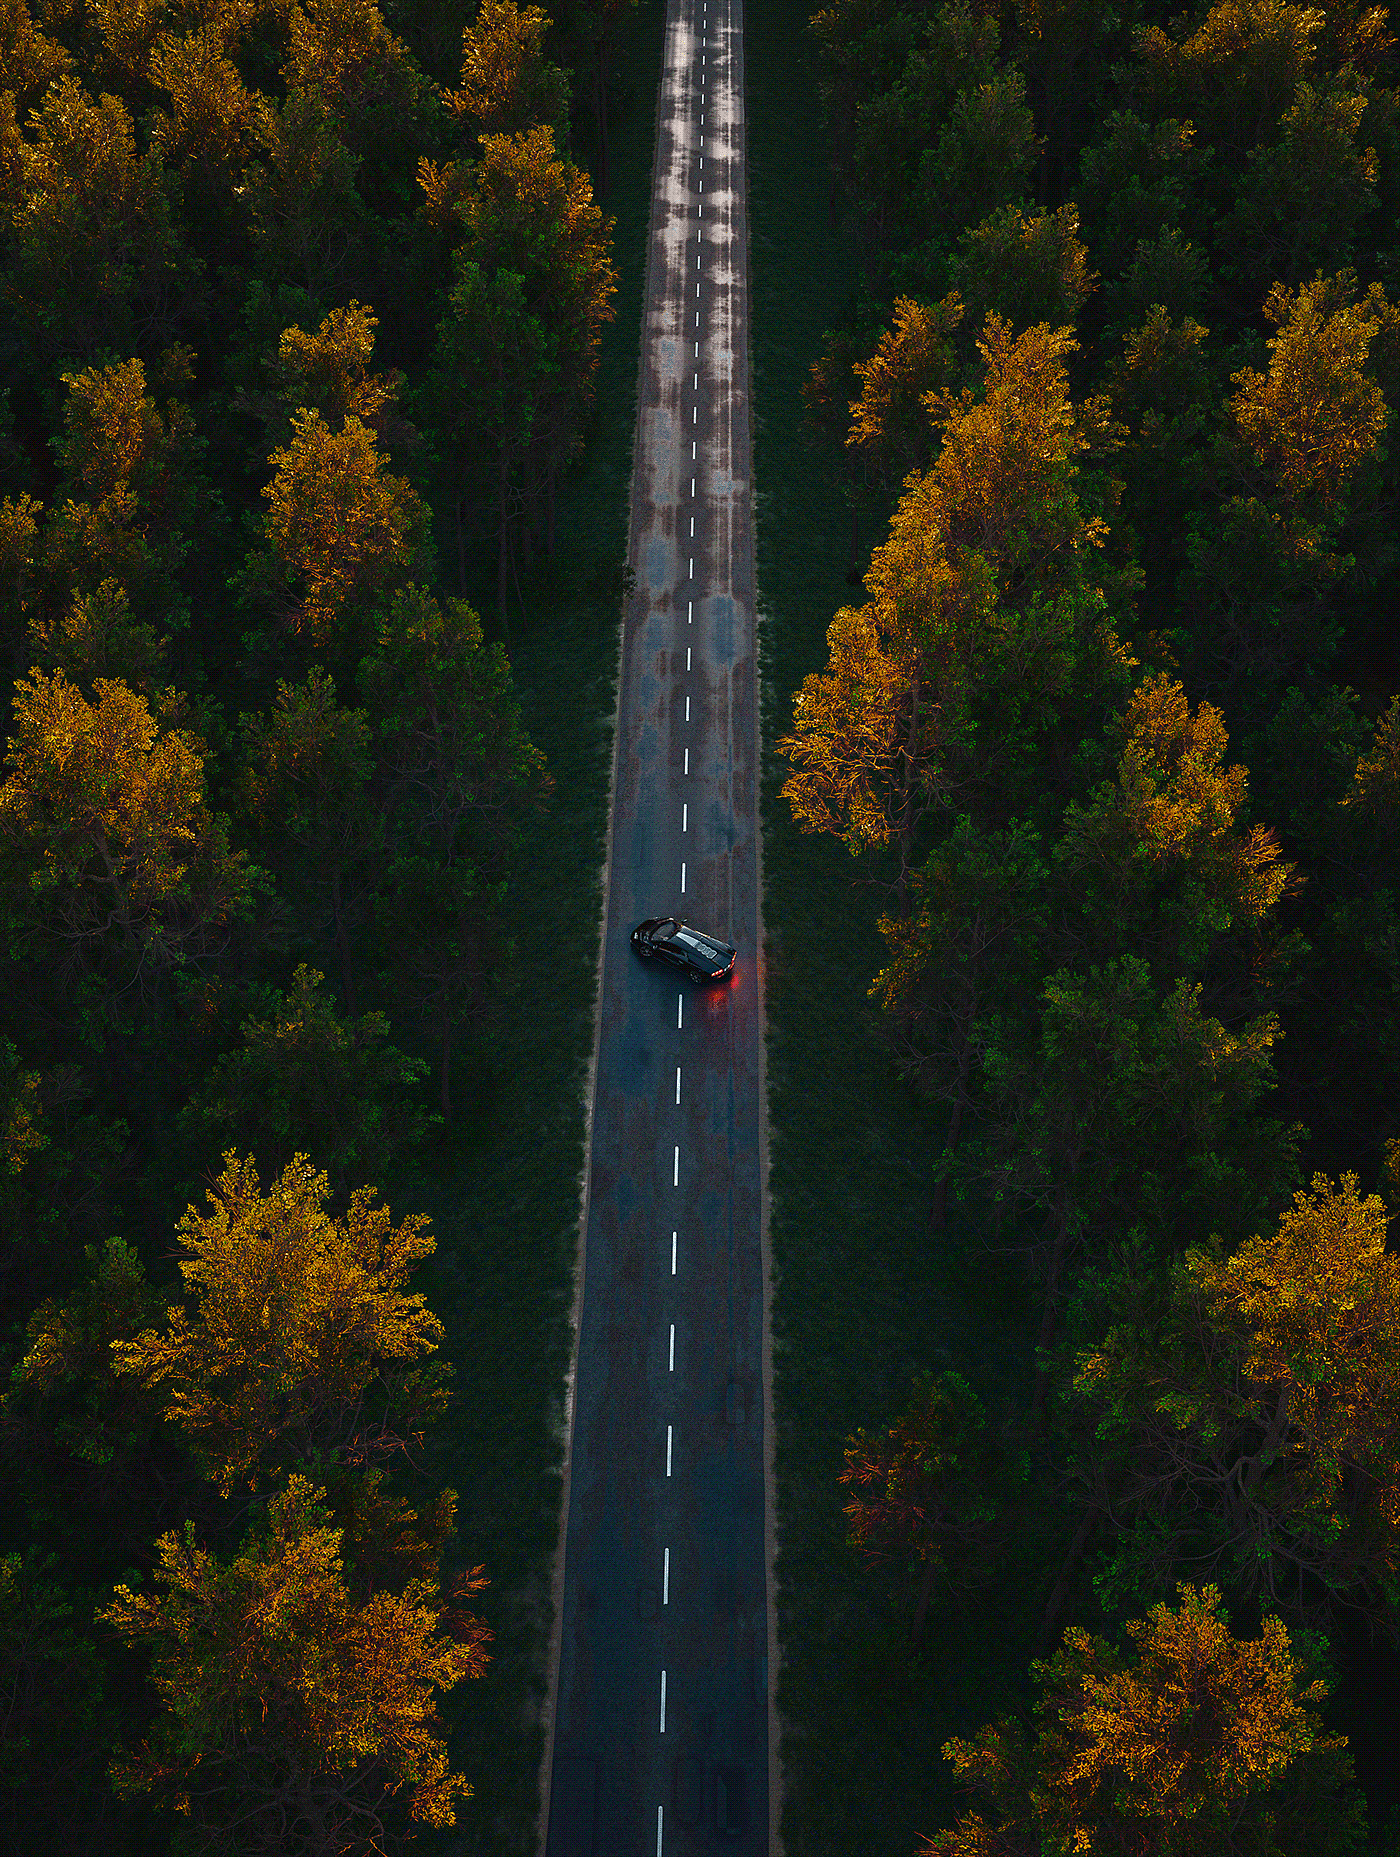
xmin=745 ymin=1 xmax=1048 ymax=1851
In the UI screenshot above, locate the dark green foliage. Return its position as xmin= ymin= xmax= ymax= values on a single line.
xmin=786 ymin=0 xmax=1400 ymax=1839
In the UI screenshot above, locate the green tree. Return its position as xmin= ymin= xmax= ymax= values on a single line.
xmin=920 ymin=67 xmax=1041 ymax=231
xmin=840 ymin=1370 xmax=1004 ymax=1642
xmin=969 ymin=957 xmax=1294 ymax=1419
xmin=180 ymin=966 xmax=431 ymax=1186
xmin=360 ymin=585 xmax=551 ymax=1111
xmin=950 ymin=204 xmax=1098 ymax=336
xmin=0 ymin=1551 xmax=111 ymax=1856
xmin=870 ymin=815 xmax=1047 ymax=1227
xmin=244 ymin=86 xmax=363 ymax=300
xmin=1218 ymin=73 xmax=1384 ymax=293
xmin=243 ymin=667 xmax=382 ymax=1014
xmin=101 ymin=1474 xmax=491 ymax=1853
xmin=5 ymin=1236 xmax=167 ymax=1525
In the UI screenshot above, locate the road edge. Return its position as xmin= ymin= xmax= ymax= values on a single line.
xmin=727 ymin=1 xmax=783 ymax=1848
xmin=534 ymin=19 xmax=672 ymax=1854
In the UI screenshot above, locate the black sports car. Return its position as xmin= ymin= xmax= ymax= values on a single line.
xmin=631 ymin=917 xmax=736 ymax=981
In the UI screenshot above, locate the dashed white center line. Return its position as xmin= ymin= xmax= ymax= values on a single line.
xmin=677 ymin=993 xmax=684 ymax=1028
xmin=685 ymin=696 xmax=691 ymax=720
xmin=671 ymin=1230 xmax=677 ymax=1273
xmin=681 ymin=861 xmax=686 ymax=892
xmin=660 ymin=1669 xmax=668 ymax=1730
xmin=682 ymin=803 xmax=688 ymax=831
xmin=669 ymin=1325 xmax=675 ymax=1370
xmin=657 ymin=1806 xmax=664 ymax=1857
xmin=686 ymin=646 xmax=691 ymax=670
xmin=684 ymin=747 xmax=689 ymax=773
xmin=675 ymin=1066 xmax=682 ymax=1103
xmin=666 ymin=1426 xmax=673 ymax=1475
xmin=690 ymin=515 xmax=695 ymax=535
xmin=664 ymin=1544 xmax=671 ymax=1596
xmin=673 ymin=1144 xmax=679 ymax=1185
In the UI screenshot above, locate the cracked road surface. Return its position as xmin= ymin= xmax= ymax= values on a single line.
xmin=544 ymin=0 xmax=769 ymax=1851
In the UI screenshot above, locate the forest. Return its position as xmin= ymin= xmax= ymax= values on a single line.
xmin=773 ymin=0 xmax=1400 ymax=1843
xmin=0 ymin=0 xmax=630 ymax=1847
xmin=2 ymin=0 xmax=1399 ymax=1843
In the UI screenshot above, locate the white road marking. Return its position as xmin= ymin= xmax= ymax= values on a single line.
xmin=681 ymin=861 xmax=686 ymax=892
xmin=686 ymin=646 xmax=691 ymax=669
xmin=671 ymin=1230 xmax=677 ymax=1273
xmin=691 ymin=474 xmax=696 ymax=491
xmin=682 ymin=803 xmax=688 ymax=830
xmin=692 ymin=405 xmax=697 ymax=423
xmin=676 ymin=1066 xmax=682 ymax=1103
xmin=678 ymin=993 xmax=684 ymax=1028
xmin=689 ymin=555 xmax=693 ymax=577
xmin=657 ymin=1806 xmax=664 ymax=1857
xmin=687 ymin=597 xmax=692 ymax=619
xmin=693 ymin=372 xmax=698 ymax=388
xmin=666 ymin=1426 xmax=673 ymax=1474
xmin=673 ymin=1144 xmax=679 ymax=1185
xmin=685 ymin=695 xmax=690 ymax=720
xmin=669 ymin=1324 xmax=675 ymax=1369
xmin=684 ymin=747 xmax=689 ymax=773
xmin=690 ymin=515 xmax=694 ymax=535
xmin=660 ymin=1669 xmax=667 ymax=1731
xmin=664 ymin=1544 xmax=671 ymax=1596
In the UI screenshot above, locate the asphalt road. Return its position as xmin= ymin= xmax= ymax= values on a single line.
xmin=543 ymin=0 xmax=770 ymax=1852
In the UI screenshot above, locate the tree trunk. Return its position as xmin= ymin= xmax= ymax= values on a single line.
xmin=1029 ymin=1200 xmax=1071 ymax=1430
xmin=931 ymin=1087 xmax=966 ymax=1231
xmin=497 ymin=454 xmax=509 ymax=630
xmin=1035 ymin=1506 xmax=1097 ymax=1658
xmin=331 ymin=870 xmax=359 ymax=1018
xmin=910 ymin=1552 xmax=939 ymax=1649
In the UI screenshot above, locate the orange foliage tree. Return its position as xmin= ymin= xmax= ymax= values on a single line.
xmin=113 ymin=1152 xmax=449 ymax=1494
xmin=0 ymin=671 xmax=250 ymax=1018
xmin=101 ymin=1474 xmax=491 ymax=1853
xmin=926 ymin=1584 xmax=1362 ymax=1857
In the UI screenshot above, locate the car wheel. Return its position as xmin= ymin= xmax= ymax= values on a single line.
xmin=637 ymin=944 xmax=653 ymax=960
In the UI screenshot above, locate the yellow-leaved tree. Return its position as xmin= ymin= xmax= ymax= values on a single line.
xmin=258 ymin=406 xmax=429 ymax=651
xmin=114 ymin=1152 xmax=449 ymax=1493
xmin=1075 ymin=1174 xmax=1400 ymax=1619
xmin=781 ymin=313 xmax=1128 ymax=906
xmin=0 ymin=671 xmax=249 ymax=1017
xmin=101 ymin=1474 xmax=491 ymax=1851
xmin=927 ymin=1585 xmax=1362 ymax=1856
